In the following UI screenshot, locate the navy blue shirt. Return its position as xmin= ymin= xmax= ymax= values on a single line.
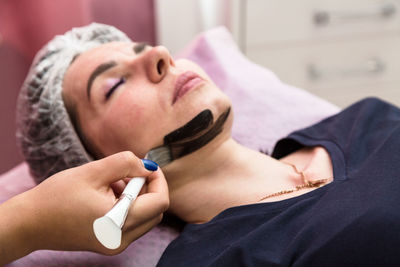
xmin=157 ymin=98 xmax=400 ymax=267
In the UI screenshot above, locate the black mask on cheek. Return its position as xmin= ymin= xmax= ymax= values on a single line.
xmin=147 ymin=107 xmax=231 ymax=166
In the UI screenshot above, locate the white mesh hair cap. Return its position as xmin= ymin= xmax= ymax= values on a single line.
xmin=16 ymin=23 xmax=132 ymax=183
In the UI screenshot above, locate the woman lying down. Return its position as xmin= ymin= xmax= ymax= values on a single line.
xmin=17 ymin=23 xmax=400 ymax=266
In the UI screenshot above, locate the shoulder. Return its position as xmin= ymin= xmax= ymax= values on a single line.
xmin=346 ymin=97 xmax=400 ymax=123
xmin=347 ymin=97 xmax=398 ymax=112
xmin=324 ymin=97 xmax=400 ymax=128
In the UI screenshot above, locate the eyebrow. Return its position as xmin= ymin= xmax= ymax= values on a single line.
xmin=87 ymin=61 xmax=117 ymax=100
xmin=86 ymin=43 xmax=149 ymax=100
xmin=133 ymin=42 xmax=148 ymax=54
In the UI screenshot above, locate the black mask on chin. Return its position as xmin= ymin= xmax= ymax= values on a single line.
xmin=147 ymin=107 xmax=231 ymax=166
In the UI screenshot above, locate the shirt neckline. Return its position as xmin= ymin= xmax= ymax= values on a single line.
xmin=187 ymin=134 xmax=347 ymax=228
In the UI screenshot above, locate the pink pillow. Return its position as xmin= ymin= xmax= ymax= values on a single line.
xmin=0 ymin=163 xmax=35 ymax=205
xmin=2 ymin=27 xmax=339 ymax=266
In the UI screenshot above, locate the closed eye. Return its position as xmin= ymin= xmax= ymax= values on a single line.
xmin=105 ymin=78 xmax=125 ymax=100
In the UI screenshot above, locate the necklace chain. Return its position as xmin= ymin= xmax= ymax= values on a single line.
xmin=259 ymin=162 xmax=333 ymax=202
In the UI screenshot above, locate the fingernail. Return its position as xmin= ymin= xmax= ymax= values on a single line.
xmin=142 ymin=159 xmax=159 ymax=171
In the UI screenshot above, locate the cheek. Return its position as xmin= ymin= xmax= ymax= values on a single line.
xmin=105 ymin=92 xmax=147 ymax=138
xmin=108 ymin=87 xmax=153 ymax=123
xmin=110 ymin=99 xmax=144 ymax=125
xmin=99 ymin=91 xmax=165 ymax=156
xmin=99 ymin=110 xmax=147 ymax=157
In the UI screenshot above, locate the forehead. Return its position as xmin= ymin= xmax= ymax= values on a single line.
xmin=73 ymin=41 xmax=134 ymax=68
xmin=65 ymin=42 xmax=134 ymax=83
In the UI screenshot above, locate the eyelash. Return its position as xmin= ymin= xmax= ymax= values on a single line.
xmin=105 ymin=77 xmax=125 ymax=100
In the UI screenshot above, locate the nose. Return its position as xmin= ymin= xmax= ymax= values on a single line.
xmin=144 ymin=46 xmax=173 ymax=83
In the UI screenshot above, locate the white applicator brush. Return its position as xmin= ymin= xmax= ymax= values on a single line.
xmin=93 ymin=154 xmax=169 ymax=249
xmin=93 ymin=176 xmax=145 ymax=249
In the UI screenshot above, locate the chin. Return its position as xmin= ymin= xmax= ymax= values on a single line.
xmin=197 ymin=83 xmax=231 ymax=111
xmin=203 ymin=94 xmax=232 ymax=120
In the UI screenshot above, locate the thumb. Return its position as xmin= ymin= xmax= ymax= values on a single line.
xmin=85 ymin=151 xmax=158 ymax=186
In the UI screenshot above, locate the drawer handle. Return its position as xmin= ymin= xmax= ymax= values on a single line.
xmin=313 ymin=2 xmax=396 ymax=26
xmin=307 ymin=58 xmax=386 ymax=81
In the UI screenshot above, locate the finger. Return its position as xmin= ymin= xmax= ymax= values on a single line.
xmin=127 ymin=169 xmax=169 ymax=222
xmin=123 ymin=177 xmax=131 ymax=184
xmin=122 ymin=214 xmax=163 ymax=247
xmin=110 ymin=180 xmax=126 ymax=197
xmin=125 ymin=190 xmax=169 ymax=228
xmin=85 ymin=151 xmax=154 ymax=185
xmin=138 ymin=183 xmax=148 ymax=195
xmin=145 ymin=168 xmax=169 ymax=197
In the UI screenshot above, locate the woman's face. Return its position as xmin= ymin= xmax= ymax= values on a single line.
xmin=62 ymin=42 xmax=232 ymax=159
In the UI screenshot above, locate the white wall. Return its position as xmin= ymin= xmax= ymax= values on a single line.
xmin=155 ymin=0 xmax=243 ymax=54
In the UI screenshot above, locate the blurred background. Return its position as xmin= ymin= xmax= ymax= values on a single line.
xmin=1 ymin=0 xmax=400 ymax=174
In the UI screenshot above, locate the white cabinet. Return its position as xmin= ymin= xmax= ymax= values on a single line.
xmin=243 ymin=0 xmax=400 ymax=107
xmin=245 ymin=0 xmax=400 ymax=45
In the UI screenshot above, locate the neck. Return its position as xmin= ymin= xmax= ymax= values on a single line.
xmin=162 ymin=137 xmax=300 ymax=224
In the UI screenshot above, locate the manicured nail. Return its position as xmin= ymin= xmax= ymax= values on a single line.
xmin=142 ymin=159 xmax=159 ymax=171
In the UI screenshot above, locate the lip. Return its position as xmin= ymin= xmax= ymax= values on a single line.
xmin=173 ymin=71 xmax=204 ymax=104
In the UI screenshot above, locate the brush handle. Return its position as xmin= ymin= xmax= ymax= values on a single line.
xmin=123 ymin=177 xmax=146 ymax=197
xmin=104 ymin=177 xmax=145 ymax=228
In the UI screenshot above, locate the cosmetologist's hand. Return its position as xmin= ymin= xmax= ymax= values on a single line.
xmin=0 ymin=151 xmax=169 ymax=264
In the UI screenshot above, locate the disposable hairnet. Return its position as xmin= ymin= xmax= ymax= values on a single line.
xmin=16 ymin=23 xmax=132 ymax=183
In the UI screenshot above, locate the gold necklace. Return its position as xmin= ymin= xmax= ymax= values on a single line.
xmin=259 ymin=162 xmax=333 ymax=202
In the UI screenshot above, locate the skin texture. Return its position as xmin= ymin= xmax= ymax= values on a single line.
xmin=62 ymin=42 xmax=232 ymax=159
xmin=0 ymin=152 xmax=169 ymax=265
